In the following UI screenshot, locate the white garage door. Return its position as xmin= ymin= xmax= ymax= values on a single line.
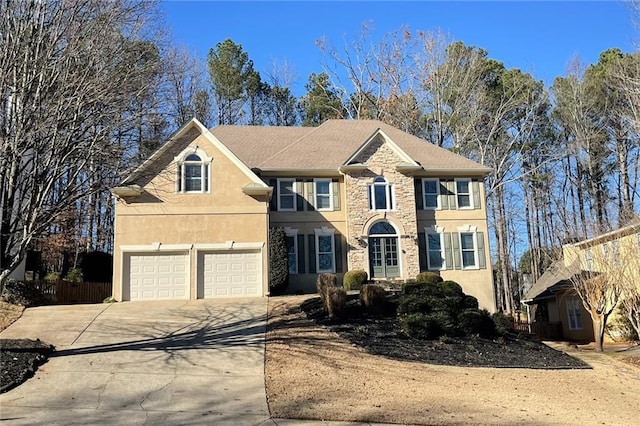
xmin=200 ymin=251 xmax=262 ymax=297
xmin=127 ymin=253 xmax=189 ymax=301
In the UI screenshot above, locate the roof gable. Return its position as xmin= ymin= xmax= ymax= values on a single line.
xmin=344 ymin=129 xmax=419 ymax=167
xmin=120 ymin=118 xmax=268 ymax=190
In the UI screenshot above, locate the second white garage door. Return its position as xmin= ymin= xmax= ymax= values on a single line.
xmin=128 ymin=253 xmax=189 ymax=301
xmin=200 ymin=251 xmax=262 ymax=297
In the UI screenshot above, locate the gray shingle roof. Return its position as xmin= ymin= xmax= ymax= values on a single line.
xmin=211 ymin=119 xmax=490 ymax=173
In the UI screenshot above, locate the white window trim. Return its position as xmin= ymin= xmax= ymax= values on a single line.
xmin=314 ymin=178 xmax=333 ymax=211
xmin=175 ymin=148 xmax=212 ymax=194
xmin=277 ymin=178 xmax=297 ymax=212
xmin=454 ymin=178 xmax=473 ymax=210
xmin=314 ymin=227 xmax=335 ymax=273
xmin=459 ymin=231 xmax=480 ymax=270
xmin=567 ymin=296 xmax=583 ymax=330
xmin=369 ymin=177 xmax=394 ymax=212
xmin=425 ymin=230 xmax=446 ymax=271
xmin=422 ymin=178 xmax=441 ymax=210
xmin=285 ymin=228 xmax=299 ymax=275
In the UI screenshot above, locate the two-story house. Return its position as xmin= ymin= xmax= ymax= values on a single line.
xmin=111 ymin=118 xmax=496 ymax=311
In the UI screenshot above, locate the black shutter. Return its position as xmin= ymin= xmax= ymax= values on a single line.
xmin=334 ymin=234 xmax=343 ymax=273
xmin=269 ymin=178 xmax=277 ymax=211
xmin=415 ymin=179 xmax=424 ymax=210
xmin=418 ymin=232 xmax=427 ymax=272
xmin=308 ymin=234 xmax=316 ymax=273
xmin=297 ymin=234 xmax=305 ymax=273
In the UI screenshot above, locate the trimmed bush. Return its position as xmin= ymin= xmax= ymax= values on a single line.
xmin=463 ymin=295 xmax=479 ymax=309
xmin=343 ymin=269 xmax=368 ymax=291
xmin=326 ymin=286 xmax=347 ymax=319
xmin=44 ymin=272 xmax=60 ymax=282
xmin=460 ymin=309 xmax=497 ymax=337
xmin=415 ymin=271 xmax=443 ymax=285
xmin=317 ymin=273 xmax=337 ymax=310
xmin=269 ymin=227 xmax=289 ymax=295
xmin=440 ymin=280 xmax=463 ymax=296
xmin=491 ymin=312 xmax=514 ymax=336
xmin=397 ymin=293 xmax=433 ymax=316
xmin=64 ymin=268 xmax=83 ymax=283
xmin=0 ymin=280 xmax=51 ymax=307
xmin=359 ymin=284 xmax=387 ymax=314
xmin=401 ymin=313 xmax=430 ymax=339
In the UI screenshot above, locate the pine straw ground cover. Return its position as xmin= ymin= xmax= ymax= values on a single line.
xmin=265 ymin=295 xmax=640 ymax=425
xmin=0 ymin=301 xmax=54 ymax=393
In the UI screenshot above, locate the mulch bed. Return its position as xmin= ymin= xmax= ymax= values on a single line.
xmin=302 ymin=295 xmax=590 ymax=369
xmin=0 ymin=339 xmax=55 ymax=393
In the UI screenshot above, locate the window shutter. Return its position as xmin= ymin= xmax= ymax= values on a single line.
xmin=476 ymin=232 xmax=486 ymax=269
xmin=308 ymin=234 xmax=316 ymax=273
xmin=367 ymin=185 xmax=373 ymax=210
xmin=472 ymin=180 xmax=481 ymax=209
xmin=443 ymin=232 xmax=453 ymax=270
xmin=334 ymin=234 xmax=342 ymax=272
xmin=332 ymin=179 xmax=340 ymax=210
xmin=415 ymin=179 xmax=424 ymax=210
xmin=452 ymin=232 xmax=461 ymax=270
xmin=295 ymin=180 xmax=304 ymax=211
xmin=447 ymin=180 xmax=456 ymax=210
xmin=297 ymin=234 xmax=305 ymax=273
xmin=176 ymin=166 xmax=182 ymax=192
xmin=440 ymin=181 xmax=449 ymax=209
xmin=417 ymin=232 xmax=427 ymax=272
xmin=269 ymin=179 xmax=277 ymax=211
xmin=305 ymin=180 xmax=315 ymax=211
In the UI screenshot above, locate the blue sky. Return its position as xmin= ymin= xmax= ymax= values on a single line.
xmin=160 ymin=1 xmax=637 ymax=95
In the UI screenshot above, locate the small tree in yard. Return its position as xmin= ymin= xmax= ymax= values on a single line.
xmin=269 ymin=227 xmax=289 ymax=295
xmin=569 ymin=246 xmax=626 ymax=351
xmin=618 ymin=245 xmax=640 ymax=341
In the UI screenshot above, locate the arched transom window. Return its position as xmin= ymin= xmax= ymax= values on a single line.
xmin=368 ymin=176 xmax=394 ymax=211
xmin=176 ymin=149 xmax=211 ymax=193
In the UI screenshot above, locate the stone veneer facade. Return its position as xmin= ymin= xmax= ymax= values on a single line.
xmin=344 ymin=134 xmax=420 ymax=279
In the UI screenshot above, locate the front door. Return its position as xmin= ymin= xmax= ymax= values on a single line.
xmin=368 ymin=221 xmax=401 ymax=279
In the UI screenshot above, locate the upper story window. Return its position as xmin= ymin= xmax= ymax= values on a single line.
xmin=584 ymin=249 xmax=593 ymax=270
xmin=176 ymin=150 xmax=211 ymax=193
xmin=455 ymin=178 xmax=473 ymax=209
xmin=422 ymin=178 xmax=440 ymax=210
xmin=278 ymin=179 xmax=296 ymax=211
xmin=426 ymin=232 xmax=445 ymax=270
xmin=314 ymin=179 xmax=333 ymax=210
xmin=369 ymin=177 xmax=394 ymax=211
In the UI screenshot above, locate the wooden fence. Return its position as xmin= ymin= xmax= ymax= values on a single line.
xmin=31 ymin=280 xmax=112 ymax=305
xmin=511 ymin=319 xmax=564 ymax=340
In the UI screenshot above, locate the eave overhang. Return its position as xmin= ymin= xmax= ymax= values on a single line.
xmin=110 ymin=185 xmax=143 ymax=198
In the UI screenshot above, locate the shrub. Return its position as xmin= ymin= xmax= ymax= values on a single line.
xmin=269 ymin=227 xmax=289 ymax=295
xmin=402 ymin=281 xmax=443 ymax=297
xmin=491 ymin=312 xmax=514 ymax=336
xmin=64 ymin=268 xmax=83 ymax=283
xmin=317 ymin=273 xmax=337 ymax=310
xmin=44 ymin=272 xmax=61 ymax=282
xmin=415 ymin=271 xmax=443 ymax=285
xmin=463 ymin=295 xmax=479 ymax=309
xmin=326 ymin=286 xmax=347 ymax=319
xmin=359 ymin=284 xmax=387 ymax=314
xmin=103 ymin=296 xmax=117 ymax=303
xmin=440 ymin=280 xmax=463 ymax=297
xmin=397 ymin=294 xmax=433 ymax=316
xmin=461 ymin=309 xmax=497 ymax=337
xmin=401 ymin=313 xmax=429 ymax=339
xmin=343 ymin=269 xmax=368 ymax=291
xmin=0 ymin=280 xmax=51 ymax=307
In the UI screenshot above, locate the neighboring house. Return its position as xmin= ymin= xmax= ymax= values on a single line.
xmin=111 ymin=118 xmax=497 ymax=311
xmin=522 ymin=221 xmax=640 ymax=342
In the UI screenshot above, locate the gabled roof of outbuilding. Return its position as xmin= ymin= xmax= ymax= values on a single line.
xmin=211 ymin=119 xmax=491 ymax=174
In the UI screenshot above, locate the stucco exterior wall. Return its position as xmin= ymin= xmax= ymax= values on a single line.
xmin=112 ymin=131 xmax=269 ymax=300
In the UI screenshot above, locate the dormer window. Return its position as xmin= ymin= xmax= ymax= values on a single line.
xmin=369 ymin=177 xmax=394 ymax=211
xmin=176 ymin=149 xmax=211 ymax=193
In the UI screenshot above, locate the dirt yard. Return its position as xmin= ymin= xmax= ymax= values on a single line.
xmin=265 ymin=295 xmax=640 ymax=425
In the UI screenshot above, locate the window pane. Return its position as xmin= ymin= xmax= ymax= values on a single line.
xmin=370 ymin=222 xmax=395 ymax=235
xmin=424 ymin=180 xmax=437 ymax=194
xmin=185 ymin=154 xmax=201 ymax=161
xmin=374 ymin=185 xmax=388 ymax=210
xmin=462 ymin=251 xmax=476 ymax=267
xmin=318 ymin=236 xmax=332 ymax=253
xmin=279 ymin=180 xmax=293 ymax=195
xmin=316 ymin=180 xmax=330 ymax=195
xmin=460 ymin=233 xmax=474 ymax=250
xmin=429 ymin=252 xmax=443 ymax=268
xmin=424 ymin=194 xmax=438 ymax=208
xmin=316 ymin=194 xmax=331 ymax=209
xmin=185 ymin=165 xmax=202 ymax=191
xmin=319 ymin=253 xmax=333 ymax=271
xmin=458 ymin=194 xmax=470 ymax=208
xmin=427 ymin=234 xmax=441 ymax=250
xmin=280 ymin=196 xmax=294 ymax=209
xmin=457 ymin=180 xmax=469 ymax=194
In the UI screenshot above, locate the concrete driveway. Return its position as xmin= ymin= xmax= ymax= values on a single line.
xmin=0 ymin=299 xmax=271 ymax=425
